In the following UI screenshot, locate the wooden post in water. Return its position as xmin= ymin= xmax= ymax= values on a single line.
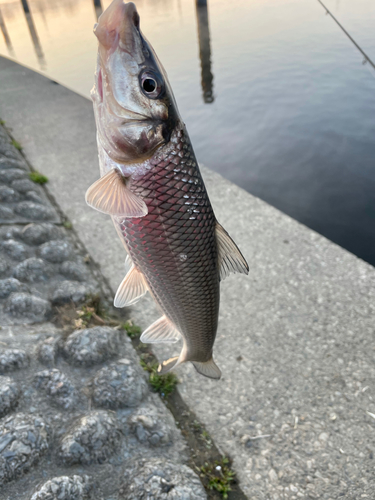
xmin=20 ymin=0 xmax=46 ymax=69
xmin=93 ymin=0 xmax=103 ymax=20
xmin=195 ymin=0 xmax=214 ymax=103
xmin=20 ymin=0 xmax=30 ymax=14
xmin=0 ymin=8 xmax=15 ymax=56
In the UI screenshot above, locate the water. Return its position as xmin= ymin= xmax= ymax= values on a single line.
xmin=1 ymin=0 xmax=375 ymax=265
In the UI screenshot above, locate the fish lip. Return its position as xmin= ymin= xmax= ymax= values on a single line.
xmin=119 ymin=117 xmax=161 ymax=127
xmin=98 ymin=133 xmax=165 ymax=164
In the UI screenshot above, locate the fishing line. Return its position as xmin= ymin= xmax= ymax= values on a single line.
xmin=316 ymin=0 xmax=375 ymax=72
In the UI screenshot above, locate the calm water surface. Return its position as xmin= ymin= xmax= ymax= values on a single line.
xmin=0 ymin=0 xmax=375 ymax=265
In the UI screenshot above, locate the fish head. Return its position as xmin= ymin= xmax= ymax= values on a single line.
xmin=92 ymin=0 xmax=179 ymax=164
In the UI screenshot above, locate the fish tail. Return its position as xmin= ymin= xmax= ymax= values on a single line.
xmin=158 ymin=356 xmax=180 ymax=374
xmin=192 ymin=358 xmax=221 ymax=380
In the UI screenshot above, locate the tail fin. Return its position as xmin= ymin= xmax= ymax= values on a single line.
xmin=158 ymin=356 xmax=180 ymax=375
xmin=158 ymin=351 xmax=221 ymax=380
xmin=192 ymin=358 xmax=221 ymax=379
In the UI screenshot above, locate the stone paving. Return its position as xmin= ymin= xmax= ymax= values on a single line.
xmin=0 ymin=126 xmax=59 ymax=225
xmin=0 ymin=124 xmax=207 ymax=499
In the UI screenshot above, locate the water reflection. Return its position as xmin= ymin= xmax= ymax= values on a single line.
xmin=195 ymin=0 xmax=214 ymax=103
xmin=33 ymin=1 xmax=48 ymax=30
xmin=0 ymin=7 xmax=14 ymax=56
xmin=20 ymin=0 xmax=45 ymax=69
xmin=317 ymin=0 xmax=375 ymax=71
xmin=93 ymin=0 xmax=103 ymax=21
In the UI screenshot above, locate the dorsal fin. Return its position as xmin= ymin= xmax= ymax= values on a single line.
xmin=85 ymin=168 xmax=148 ymax=217
xmin=216 ymin=222 xmax=249 ymax=281
xmin=140 ymin=316 xmax=180 ymax=344
xmin=114 ymin=264 xmax=148 ymax=308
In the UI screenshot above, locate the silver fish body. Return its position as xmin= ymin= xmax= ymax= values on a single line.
xmin=116 ymin=126 xmax=219 ymax=367
xmin=86 ymin=0 xmax=248 ymax=379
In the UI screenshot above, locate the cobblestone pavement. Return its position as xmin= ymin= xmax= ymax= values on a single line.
xmin=0 ymin=124 xmax=207 ymax=499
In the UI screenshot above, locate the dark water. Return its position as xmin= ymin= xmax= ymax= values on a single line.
xmin=0 ymin=0 xmax=375 ymax=264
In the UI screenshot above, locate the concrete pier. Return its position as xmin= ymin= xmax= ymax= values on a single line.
xmin=1 ymin=56 xmax=375 ymax=499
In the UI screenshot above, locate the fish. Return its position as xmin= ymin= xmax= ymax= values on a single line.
xmin=86 ymin=0 xmax=249 ymax=379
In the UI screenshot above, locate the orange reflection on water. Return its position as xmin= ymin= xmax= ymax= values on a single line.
xmin=0 ymin=0 xmax=101 ymax=93
xmin=0 ymin=0 xmax=204 ymax=98
xmin=0 ymin=0 xmax=223 ymax=106
xmin=0 ymin=0 xmax=206 ymax=96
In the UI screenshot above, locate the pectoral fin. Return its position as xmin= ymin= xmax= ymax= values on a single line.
xmin=140 ymin=316 xmax=180 ymax=344
xmin=216 ymin=222 xmax=249 ymax=281
xmin=114 ymin=264 xmax=147 ymax=308
xmin=85 ymin=168 xmax=148 ymax=217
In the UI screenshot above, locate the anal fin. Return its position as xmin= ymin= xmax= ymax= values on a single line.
xmin=85 ymin=168 xmax=148 ymax=217
xmin=114 ymin=264 xmax=147 ymax=308
xmin=140 ymin=316 xmax=180 ymax=344
xmin=216 ymin=222 xmax=249 ymax=281
xmin=192 ymin=358 xmax=221 ymax=379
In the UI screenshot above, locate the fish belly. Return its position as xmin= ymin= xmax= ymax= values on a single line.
xmin=115 ymin=127 xmax=219 ymax=362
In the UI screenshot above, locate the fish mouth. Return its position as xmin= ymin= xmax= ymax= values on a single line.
xmin=96 ymin=105 xmax=167 ymax=163
xmin=92 ymin=0 xmax=178 ymax=162
xmin=94 ymin=1 xmax=144 ymax=59
xmin=119 ymin=118 xmax=158 ymax=128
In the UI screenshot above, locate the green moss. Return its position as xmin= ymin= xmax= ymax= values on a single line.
xmin=29 ymin=171 xmax=48 ymax=184
xmin=11 ymin=139 xmax=22 ymax=151
xmin=149 ymin=370 xmax=179 ymax=397
xmin=192 ymin=419 xmax=202 ymax=430
xmin=140 ymin=353 xmax=178 ymax=397
xmin=0 ymin=119 xmax=5 ymax=126
xmin=200 ymin=429 xmax=213 ymax=449
xmin=200 ymin=457 xmax=235 ymax=499
xmin=63 ymin=220 xmax=73 ymax=229
xmin=122 ymin=320 xmax=141 ymax=338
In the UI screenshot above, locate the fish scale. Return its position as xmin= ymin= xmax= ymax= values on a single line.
xmin=87 ymin=0 xmax=248 ymax=377
xmin=116 ymin=127 xmax=220 ymax=361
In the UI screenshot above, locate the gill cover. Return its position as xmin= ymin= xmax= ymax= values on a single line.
xmin=92 ymin=0 xmax=179 ymax=163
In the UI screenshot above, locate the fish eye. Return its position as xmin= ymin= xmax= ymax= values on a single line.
xmin=140 ymin=71 xmax=163 ymax=99
xmin=143 ymin=78 xmax=156 ymax=93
